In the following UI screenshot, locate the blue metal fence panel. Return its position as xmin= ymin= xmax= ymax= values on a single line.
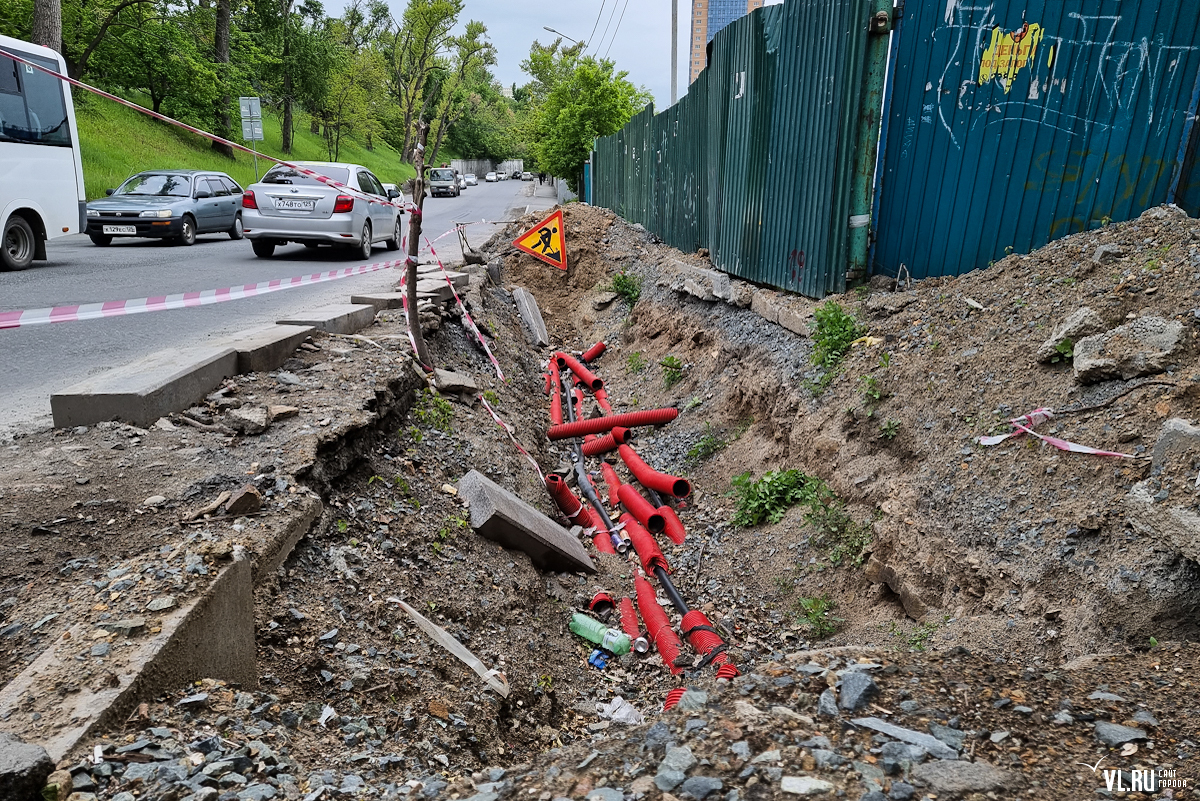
xmin=874 ymin=0 xmax=1200 ymax=279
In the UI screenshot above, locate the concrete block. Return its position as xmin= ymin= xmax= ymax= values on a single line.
xmin=512 ymin=286 xmax=550 ymax=347
xmin=457 ymin=470 xmax=595 ymax=573
xmin=751 ymin=290 xmax=780 ymax=324
xmin=417 ymin=266 xmax=470 ymax=289
xmin=727 ymin=279 xmax=755 ymax=308
xmin=434 ymin=369 xmax=477 ymax=395
xmin=276 ymin=303 xmax=376 ymax=334
xmin=51 ymin=346 xmax=238 ymax=429
xmin=350 ymin=292 xmax=441 ymax=312
xmin=415 ymin=279 xmax=454 ymax=303
xmin=778 ymin=304 xmax=811 ymax=337
xmin=221 ymin=323 xmax=314 ymax=374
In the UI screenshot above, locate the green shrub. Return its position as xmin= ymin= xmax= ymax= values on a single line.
xmin=610 ymin=269 xmax=642 ymax=306
xmin=811 ymin=301 xmax=865 ymax=371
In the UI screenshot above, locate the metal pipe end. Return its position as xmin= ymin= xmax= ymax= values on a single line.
xmin=633 ymin=636 xmax=650 ymax=654
xmin=615 ymin=538 xmax=632 ymax=554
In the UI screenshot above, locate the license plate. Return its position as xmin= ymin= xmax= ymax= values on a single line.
xmin=102 ymin=225 xmax=136 ymax=234
xmin=274 ymin=198 xmax=315 ymax=211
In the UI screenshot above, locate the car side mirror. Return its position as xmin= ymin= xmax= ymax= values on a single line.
xmin=105 ymin=189 xmax=115 ymax=196
xmin=194 ymin=189 xmax=211 ymax=199
xmin=388 ymin=189 xmax=401 ymax=199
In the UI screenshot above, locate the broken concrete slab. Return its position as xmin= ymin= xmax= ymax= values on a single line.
xmin=434 ymin=369 xmax=477 ymax=395
xmin=1074 ymin=316 xmax=1187 ymax=383
xmin=227 ymin=405 xmax=269 ymax=435
xmin=850 ymin=718 xmax=959 ymax=760
xmin=417 ymin=266 xmax=469 ymax=289
xmin=220 ymin=323 xmax=314 ymax=374
xmin=51 ymin=346 xmax=238 ymax=429
xmin=415 ymin=279 xmax=454 ymax=303
xmin=350 ymin=292 xmax=440 ymax=312
xmin=457 ymin=470 xmax=595 ymax=573
xmin=750 ymin=290 xmax=780 ymax=323
xmin=276 ymin=304 xmax=376 ymax=335
xmin=512 ymin=286 xmax=550 ymax=347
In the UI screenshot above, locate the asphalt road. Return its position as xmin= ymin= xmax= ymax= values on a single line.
xmin=0 ymin=178 xmax=554 ymax=436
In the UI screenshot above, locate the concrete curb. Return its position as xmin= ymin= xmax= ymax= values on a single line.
xmin=224 ymin=324 xmax=316 ymax=373
xmin=277 ymin=303 xmax=377 ymax=334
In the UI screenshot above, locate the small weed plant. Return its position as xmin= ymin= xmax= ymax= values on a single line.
xmin=684 ymin=396 xmax=704 ymax=412
xmin=860 ymin=375 xmax=883 ymax=403
xmin=1050 ymin=339 xmax=1074 ymax=363
xmin=879 ymin=419 xmax=901 ymax=440
xmin=661 ymin=355 xmax=685 ymax=389
xmin=626 ymin=352 xmax=648 ymax=374
xmin=795 ymin=595 xmax=843 ymax=639
xmin=887 ymin=616 xmax=948 ymax=651
xmin=415 ymin=390 xmax=453 ymax=432
xmin=687 ymin=423 xmax=729 ymax=463
xmin=482 ymin=389 xmax=501 ymax=405
xmin=610 ymin=269 xmax=642 ymax=306
xmin=811 ymin=301 xmax=864 ymax=371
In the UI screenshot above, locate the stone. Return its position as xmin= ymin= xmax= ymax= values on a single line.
xmin=780 ymin=776 xmax=835 ymax=795
xmin=511 ymin=287 xmax=550 ymax=348
xmin=676 ymin=690 xmax=708 ymax=711
xmin=817 ymin=688 xmax=839 ymax=718
xmin=928 ymin=722 xmax=965 ymax=750
xmin=910 ymin=760 xmax=1024 ymax=793
xmin=456 ymin=470 xmax=595 ymax=573
xmin=1093 ymin=721 xmax=1146 ymax=746
xmin=267 ymin=405 xmax=300 ymax=421
xmin=751 ymin=750 xmax=780 ymax=764
xmin=143 ymin=495 xmax=167 ymax=508
xmin=839 ymin=672 xmax=878 ymax=712
xmin=434 ymin=369 xmax=478 ymax=395
xmin=101 ymin=617 xmax=146 ymax=637
xmin=887 ymin=781 xmax=915 ymax=800
xmin=750 ymin=290 xmax=779 ymax=324
xmin=1151 ymin=418 xmax=1200 ymax=471
xmin=225 ymin=484 xmax=263 ymax=515
xmin=655 ymin=771 xmax=685 ymax=792
xmin=680 ymin=776 xmax=723 ymax=799
xmin=777 ymin=304 xmax=810 ymax=338
xmin=1035 ymin=307 xmax=1107 ymax=362
xmin=90 ymin=642 xmax=110 ymax=657
xmin=0 ymin=731 xmax=53 ymax=800
xmin=1092 ymin=244 xmax=1124 ymax=264
xmin=770 ymin=706 xmax=812 ymax=724
xmin=592 ymin=292 xmax=619 ymax=310
xmin=1087 ymin=691 xmax=1125 ymax=702
xmin=850 ymin=718 xmax=959 ymax=760
xmin=1133 ymin=710 xmax=1159 ymax=727
xmin=661 ymin=746 xmax=697 ymax=773
xmin=811 ymin=749 xmax=845 ymax=769
xmin=1073 ymin=316 xmax=1187 ymax=384
xmin=238 ymin=785 xmax=278 ymax=801
xmin=228 ymin=406 xmax=270 ymax=436
xmin=146 ymin=595 xmax=176 ymax=612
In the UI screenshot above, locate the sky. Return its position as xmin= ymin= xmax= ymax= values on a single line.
xmin=337 ymin=0 xmax=781 ymax=111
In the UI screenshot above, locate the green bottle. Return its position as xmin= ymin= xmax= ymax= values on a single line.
xmin=569 ymin=612 xmax=632 ymax=655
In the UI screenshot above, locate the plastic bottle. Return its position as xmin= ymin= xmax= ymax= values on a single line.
xmin=569 ymin=612 xmax=632 ymax=656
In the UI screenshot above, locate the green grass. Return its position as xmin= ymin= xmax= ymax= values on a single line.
xmin=75 ymin=93 xmax=416 ymax=200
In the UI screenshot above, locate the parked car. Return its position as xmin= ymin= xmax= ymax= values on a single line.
xmin=485 ymin=172 xmax=497 ymax=182
xmin=429 ymin=167 xmax=460 ymax=197
xmin=511 ymin=171 xmax=523 ymax=180
xmin=381 ymin=183 xmax=405 ymax=207
xmin=457 ymin=172 xmax=467 ymax=190
xmin=241 ymin=161 xmax=402 ymax=259
xmin=496 ymin=170 xmax=508 ymax=181
xmin=85 ymin=170 xmax=243 ymax=246
xmin=464 ymin=173 xmax=478 ymax=186
xmin=521 ymin=171 xmax=533 ymax=181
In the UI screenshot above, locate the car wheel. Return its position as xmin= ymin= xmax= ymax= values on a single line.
xmin=251 ymin=239 xmax=276 ymax=258
xmin=1 ymin=214 xmax=35 ymax=271
xmin=385 ymin=219 xmax=401 ymax=251
xmin=356 ymin=222 xmax=372 ymax=260
xmin=89 ymin=233 xmax=113 ymax=247
xmin=228 ymin=213 xmax=244 ymax=240
xmin=176 ymin=215 xmax=196 ymax=246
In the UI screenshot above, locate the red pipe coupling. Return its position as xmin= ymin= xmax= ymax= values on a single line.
xmin=544 ymin=474 xmax=598 ymax=531
xmin=617 ymin=484 xmax=665 ymax=534
xmin=554 ymin=351 xmax=603 ymax=391
xmin=582 ymin=427 xmax=634 ymax=456
xmin=619 ymin=444 xmax=692 ymax=499
xmin=681 ymin=609 xmax=735 ymax=673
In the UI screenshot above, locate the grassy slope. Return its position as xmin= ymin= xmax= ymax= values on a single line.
xmin=74 ymin=94 xmax=418 ymax=200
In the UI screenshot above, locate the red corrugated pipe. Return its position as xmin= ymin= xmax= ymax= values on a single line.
xmin=592 ymin=530 xmax=617 ymax=554
xmin=635 ymin=572 xmax=683 ymax=675
xmin=544 ymin=474 xmax=598 ymax=531
xmin=572 ymin=384 xmax=587 ymax=420
xmin=582 ymin=427 xmax=635 ymax=456
xmin=715 ymin=663 xmax=740 ymax=680
xmin=581 ymin=341 xmax=607 ymax=363
xmin=681 ymin=609 xmax=736 ymax=674
xmin=594 ymin=387 xmax=614 ymax=414
xmin=547 ymin=408 xmax=678 ymax=440
xmin=658 ymin=505 xmax=687 ymax=545
xmin=618 ymin=445 xmax=692 ymax=499
xmin=548 ymin=361 xmax=563 ymax=425
xmin=618 ymin=484 xmax=665 ymax=534
xmin=618 ymin=596 xmax=650 ymax=653
xmin=543 ymin=372 xmax=551 ymax=395
xmin=620 ymin=513 xmax=670 ymax=576
xmin=554 ymin=351 xmax=603 ymax=391
xmin=600 ymin=462 xmax=623 ymax=508
xmin=662 ymin=687 xmax=686 ymax=711
xmin=589 ymin=591 xmax=615 ymax=618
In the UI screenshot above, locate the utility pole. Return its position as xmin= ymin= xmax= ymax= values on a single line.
xmin=670 ymin=0 xmax=678 ymax=105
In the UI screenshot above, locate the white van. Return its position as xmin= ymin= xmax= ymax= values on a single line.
xmin=429 ymin=167 xmax=459 ymax=198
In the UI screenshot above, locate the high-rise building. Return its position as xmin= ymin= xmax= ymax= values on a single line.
xmin=689 ymin=0 xmax=764 ymax=83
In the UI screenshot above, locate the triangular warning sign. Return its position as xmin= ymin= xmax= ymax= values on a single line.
xmin=513 ymin=209 xmax=568 ymax=271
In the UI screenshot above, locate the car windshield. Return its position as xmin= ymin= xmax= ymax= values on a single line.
xmin=262 ymin=165 xmax=351 ymax=186
xmin=116 ymin=174 xmax=192 ymax=197
xmin=430 ymin=169 xmax=455 ymax=181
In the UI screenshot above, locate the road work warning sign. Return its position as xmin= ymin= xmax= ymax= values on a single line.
xmin=513 ymin=209 xmax=567 ymax=270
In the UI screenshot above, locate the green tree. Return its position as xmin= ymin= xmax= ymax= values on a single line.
xmin=251 ymin=0 xmax=334 ymax=154
xmin=427 ymin=19 xmax=495 ymax=164
xmin=522 ymin=42 xmax=650 ymax=191
xmin=379 ymin=0 xmax=461 ymax=160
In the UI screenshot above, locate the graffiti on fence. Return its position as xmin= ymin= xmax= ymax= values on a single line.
xmin=787 ymin=249 xmax=806 ymax=284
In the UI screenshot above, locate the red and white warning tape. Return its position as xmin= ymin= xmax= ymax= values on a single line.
xmin=0 ymin=258 xmax=402 ymax=330
xmin=478 ymin=394 xmax=544 ymax=481
xmin=423 ymin=235 xmax=504 ymax=381
xmin=976 ymin=407 xmax=1137 ymax=458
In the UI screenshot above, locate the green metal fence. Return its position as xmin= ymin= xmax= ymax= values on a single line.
xmin=592 ymin=0 xmax=873 ymax=297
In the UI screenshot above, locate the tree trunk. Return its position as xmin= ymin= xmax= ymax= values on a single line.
xmin=405 ymin=122 xmax=432 ymax=370
xmin=211 ymin=0 xmax=234 ymax=156
xmin=32 ymin=0 xmax=62 ymax=53
xmin=282 ymin=93 xmax=293 ymax=154
xmin=310 ymin=118 xmax=320 ymax=134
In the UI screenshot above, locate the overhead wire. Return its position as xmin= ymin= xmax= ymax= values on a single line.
xmin=596 ymin=0 xmax=622 ymax=59
xmin=602 ymin=0 xmax=632 ymax=60
xmin=585 ymin=0 xmax=608 ymax=53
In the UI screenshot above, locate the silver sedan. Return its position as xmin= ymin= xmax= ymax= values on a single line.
xmin=241 ymin=161 xmax=402 ymax=259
